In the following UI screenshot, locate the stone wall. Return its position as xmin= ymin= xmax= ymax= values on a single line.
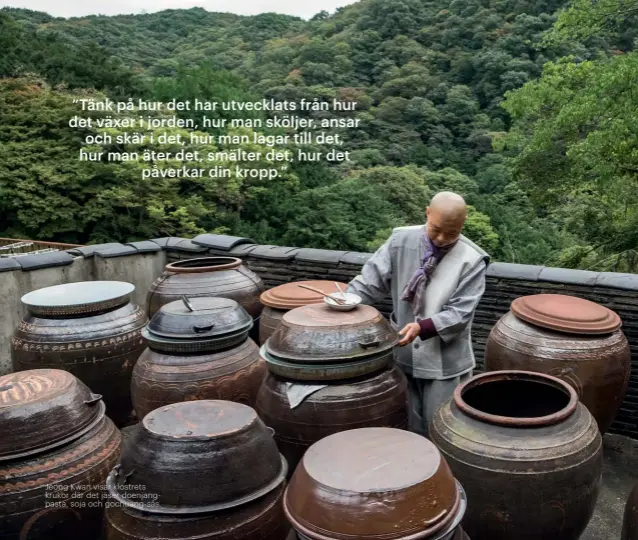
xmin=0 ymin=242 xmax=166 ymax=375
xmin=1 ymin=233 xmax=638 ymax=438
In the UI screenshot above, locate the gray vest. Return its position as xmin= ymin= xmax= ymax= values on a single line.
xmin=383 ymin=225 xmax=488 ymax=379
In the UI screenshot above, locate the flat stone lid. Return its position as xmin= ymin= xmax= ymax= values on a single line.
xmin=21 ymin=281 xmax=134 ymax=316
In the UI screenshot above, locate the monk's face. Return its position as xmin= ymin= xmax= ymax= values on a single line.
xmin=426 ymin=207 xmax=465 ymax=247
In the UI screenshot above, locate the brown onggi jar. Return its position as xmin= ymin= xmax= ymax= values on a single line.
xmin=11 ymin=281 xmax=147 ymax=427
xmin=256 ymin=303 xmax=408 ymax=475
xmin=146 ymin=256 xmax=264 ymax=319
xmin=484 ymin=293 xmax=631 ymax=434
xmin=0 ymin=369 xmax=121 ymax=540
xmin=284 ymin=427 xmax=469 ymax=540
xmin=430 ymin=370 xmax=602 ymax=540
xmin=131 ymin=296 xmax=265 ymax=419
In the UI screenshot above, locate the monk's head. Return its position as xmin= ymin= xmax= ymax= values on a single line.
xmin=426 ymin=191 xmax=467 ymax=247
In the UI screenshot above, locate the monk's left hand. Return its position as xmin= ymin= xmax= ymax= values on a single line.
xmin=398 ymin=322 xmax=420 ymax=346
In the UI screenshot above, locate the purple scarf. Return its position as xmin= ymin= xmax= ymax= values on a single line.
xmin=401 ymin=233 xmax=455 ymax=315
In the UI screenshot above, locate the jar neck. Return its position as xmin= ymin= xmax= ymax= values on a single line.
xmin=453 ymin=370 xmax=578 ymax=428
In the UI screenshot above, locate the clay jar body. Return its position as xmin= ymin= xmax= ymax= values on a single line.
xmin=11 ymin=281 xmax=147 ymax=427
xmin=146 ymin=257 xmax=264 ymax=319
xmin=485 ymin=294 xmax=631 ymax=434
xmin=0 ymin=370 xmax=122 ymax=540
xmin=131 ymin=297 xmax=266 ymax=419
xmin=133 ymin=340 xmax=265 ymax=419
xmin=105 ymin=484 xmax=289 ymax=540
xmin=257 ymin=303 xmax=407 ymax=475
xmin=622 ymin=482 xmax=638 ymax=540
xmin=256 ymin=365 xmax=408 ymax=475
xmin=430 ymin=371 xmax=602 ymax=540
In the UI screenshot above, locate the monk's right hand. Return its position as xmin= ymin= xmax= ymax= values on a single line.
xmin=398 ymin=323 xmax=420 ymax=346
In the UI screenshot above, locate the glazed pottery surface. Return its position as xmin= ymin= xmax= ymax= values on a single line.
xmin=132 ymin=338 xmax=266 ymax=419
xmin=256 ymin=365 xmax=408 ymax=475
xmin=110 ymin=400 xmax=286 ymax=513
xmin=105 ymin=483 xmax=290 ymax=540
xmin=430 ymin=370 xmax=602 ymax=540
xmin=146 ymin=257 xmax=264 ymax=319
xmin=485 ymin=294 xmax=631 ymax=434
xmin=284 ymin=427 xmax=466 ymax=540
xmin=260 ymin=344 xmax=392 ymax=381
xmin=0 ymin=369 xmax=121 ymax=540
xmin=0 ymin=369 xmax=104 ymax=460
xmin=265 ymin=303 xmax=398 ymax=363
xmin=11 ymin=281 xmax=147 ymax=427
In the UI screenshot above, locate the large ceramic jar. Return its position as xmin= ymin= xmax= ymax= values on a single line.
xmin=259 ymin=281 xmax=347 ymax=345
xmin=0 ymin=369 xmax=122 ymax=540
xmin=484 ymin=293 xmax=631 ymax=434
xmin=623 ymin=482 xmax=638 ymax=540
xmin=430 ymin=370 xmax=602 ymax=540
xmin=284 ymin=428 xmax=470 ymax=540
xmin=256 ymin=303 xmax=408 ymax=474
xmin=104 ymin=400 xmax=289 ymax=540
xmin=131 ymin=297 xmax=266 ymax=419
xmin=11 ymin=281 xmax=147 ymax=427
xmin=146 ymin=257 xmax=264 ymax=319
xmin=256 ymin=365 xmax=408 ymax=476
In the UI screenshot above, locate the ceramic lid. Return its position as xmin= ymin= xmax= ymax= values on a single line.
xmin=284 ymin=427 xmax=461 ymax=539
xmin=265 ymin=303 xmax=398 ymax=363
xmin=110 ymin=400 xmax=286 ymax=514
xmin=511 ymin=294 xmax=621 ymax=334
xmin=146 ymin=296 xmax=253 ymax=340
xmin=21 ymin=281 xmax=134 ymax=316
xmin=0 ymin=369 xmax=104 ymax=460
xmin=260 ymin=281 xmax=349 ymax=310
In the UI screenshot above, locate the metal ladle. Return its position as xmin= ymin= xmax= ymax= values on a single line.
xmin=296 ymin=284 xmax=347 ymax=305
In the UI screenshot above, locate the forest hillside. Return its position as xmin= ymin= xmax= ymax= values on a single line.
xmin=1 ymin=0 xmax=637 ymax=270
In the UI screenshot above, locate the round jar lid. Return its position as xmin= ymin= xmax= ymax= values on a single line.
xmin=265 ymin=303 xmax=398 ymax=363
xmin=260 ymin=281 xmax=349 ymax=310
xmin=511 ymin=294 xmax=621 ymax=334
xmin=0 ymin=369 xmax=105 ymax=460
xmin=144 ymin=399 xmax=257 ymax=440
xmin=110 ymin=400 xmax=287 ymax=514
xmin=146 ymin=296 xmax=253 ymax=340
xmin=284 ymin=427 xmax=461 ymax=539
xmin=21 ymin=281 xmax=134 ymax=316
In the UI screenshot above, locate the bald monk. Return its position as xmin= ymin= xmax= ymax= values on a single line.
xmin=346 ymin=191 xmax=490 ymax=437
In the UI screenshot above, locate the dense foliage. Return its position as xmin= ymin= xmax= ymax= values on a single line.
xmin=0 ymin=0 xmax=636 ymax=269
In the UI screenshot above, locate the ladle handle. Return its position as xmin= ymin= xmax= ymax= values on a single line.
xmin=297 ymin=284 xmax=345 ymax=304
xmin=181 ymin=295 xmax=196 ymax=312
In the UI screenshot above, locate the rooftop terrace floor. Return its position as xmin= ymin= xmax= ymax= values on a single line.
xmin=583 ymin=434 xmax=638 ymax=540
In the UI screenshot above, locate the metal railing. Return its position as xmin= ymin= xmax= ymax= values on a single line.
xmin=0 ymin=237 xmax=85 ymax=257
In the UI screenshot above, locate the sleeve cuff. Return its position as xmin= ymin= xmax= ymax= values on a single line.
xmin=417 ymin=318 xmax=438 ymax=340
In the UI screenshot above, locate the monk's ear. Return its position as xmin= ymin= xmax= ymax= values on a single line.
xmin=425 ymin=207 xmax=430 ymax=220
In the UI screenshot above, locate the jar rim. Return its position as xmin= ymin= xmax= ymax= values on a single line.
xmin=164 ymin=256 xmax=242 ymax=273
xmin=453 ymin=370 xmax=578 ymax=427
